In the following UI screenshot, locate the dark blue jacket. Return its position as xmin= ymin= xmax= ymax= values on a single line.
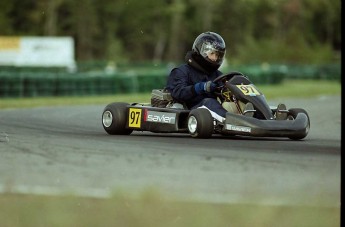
xmin=166 ymin=64 xmax=222 ymax=109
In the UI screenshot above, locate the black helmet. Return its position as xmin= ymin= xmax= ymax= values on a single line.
xmin=192 ymin=31 xmax=226 ymax=70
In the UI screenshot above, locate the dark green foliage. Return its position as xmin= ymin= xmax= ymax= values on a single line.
xmin=0 ymin=0 xmax=340 ymax=64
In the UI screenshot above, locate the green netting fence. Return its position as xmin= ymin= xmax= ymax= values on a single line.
xmin=0 ymin=63 xmax=340 ymax=98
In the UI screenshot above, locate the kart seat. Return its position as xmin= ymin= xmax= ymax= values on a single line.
xmin=151 ymin=88 xmax=187 ymax=109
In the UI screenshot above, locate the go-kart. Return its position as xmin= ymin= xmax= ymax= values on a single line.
xmin=102 ymin=72 xmax=310 ymax=140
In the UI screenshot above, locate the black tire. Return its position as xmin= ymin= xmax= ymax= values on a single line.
xmin=102 ymin=102 xmax=133 ymax=135
xmin=187 ymin=108 xmax=214 ymax=138
xmin=287 ymin=108 xmax=310 ymax=140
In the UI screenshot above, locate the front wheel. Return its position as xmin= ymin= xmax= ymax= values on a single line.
xmin=187 ymin=108 xmax=214 ymax=138
xmin=287 ymin=108 xmax=310 ymax=140
xmin=102 ymin=102 xmax=133 ymax=135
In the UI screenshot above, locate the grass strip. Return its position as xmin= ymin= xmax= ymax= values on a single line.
xmin=0 ymin=192 xmax=340 ymax=227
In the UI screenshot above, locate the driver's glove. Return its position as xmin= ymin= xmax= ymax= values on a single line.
xmin=194 ymin=81 xmax=217 ymax=94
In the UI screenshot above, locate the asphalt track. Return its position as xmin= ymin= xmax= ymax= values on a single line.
xmin=0 ymin=96 xmax=341 ymax=207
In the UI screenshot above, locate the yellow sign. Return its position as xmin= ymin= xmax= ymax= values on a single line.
xmin=128 ymin=108 xmax=142 ymax=128
xmin=236 ymin=84 xmax=261 ymax=96
xmin=0 ymin=36 xmax=20 ymax=50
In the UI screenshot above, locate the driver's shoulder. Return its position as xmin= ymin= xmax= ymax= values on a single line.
xmin=170 ymin=64 xmax=190 ymax=74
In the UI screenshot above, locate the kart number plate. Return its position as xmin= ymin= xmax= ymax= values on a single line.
xmin=128 ymin=108 xmax=142 ymax=128
xmin=237 ymin=84 xmax=261 ymax=96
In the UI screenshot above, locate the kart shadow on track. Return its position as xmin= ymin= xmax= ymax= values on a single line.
xmin=128 ymin=131 xmax=304 ymax=142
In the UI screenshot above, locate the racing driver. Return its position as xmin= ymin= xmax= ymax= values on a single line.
xmin=166 ymin=31 xmax=229 ymax=122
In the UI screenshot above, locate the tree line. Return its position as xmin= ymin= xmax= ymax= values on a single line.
xmin=0 ymin=0 xmax=341 ymax=64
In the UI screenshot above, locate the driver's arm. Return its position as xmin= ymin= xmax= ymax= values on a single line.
xmin=166 ymin=68 xmax=196 ymax=103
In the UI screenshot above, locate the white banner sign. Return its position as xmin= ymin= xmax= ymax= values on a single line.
xmin=0 ymin=36 xmax=76 ymax=68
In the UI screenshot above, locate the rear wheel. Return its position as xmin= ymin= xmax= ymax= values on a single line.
xmin=287 ymin=108 xmax=310 ymax=140
xmin=187 ymin=108 xmax=214 ymax=138
xmin=102 ymin=102 xmax=133 ymax=135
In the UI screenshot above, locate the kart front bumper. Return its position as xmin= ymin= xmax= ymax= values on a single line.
xmin=223 ymin=112 xmax=309 ymax=138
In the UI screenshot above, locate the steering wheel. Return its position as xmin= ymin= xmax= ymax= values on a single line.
xmin=212 ymin=71 xmax=245 ymax=99
xmin=213 ymin=71 xmax=245 ymax=84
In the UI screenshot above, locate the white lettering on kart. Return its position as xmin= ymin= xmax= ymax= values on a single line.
xmin=145 ymin=110 xmax=176 ymax=124
xmin=225 ymin=124 xmax=252 ymax=133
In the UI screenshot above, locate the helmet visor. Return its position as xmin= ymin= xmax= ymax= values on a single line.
xmin=199 ymin=42 xmax=226 ymax=65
